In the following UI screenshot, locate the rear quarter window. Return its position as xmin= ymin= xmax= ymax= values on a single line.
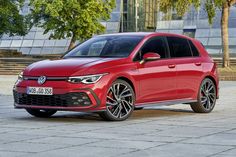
xmin=188 ymin=40 xmax=200 ymax=57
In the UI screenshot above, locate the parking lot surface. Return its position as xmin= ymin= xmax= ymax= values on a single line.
xmin=0 ymin=79 xmax=236 ymax=157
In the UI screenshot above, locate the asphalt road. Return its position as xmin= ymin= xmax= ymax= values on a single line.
xmin=0 ymin=79 xmax=236 ymax=157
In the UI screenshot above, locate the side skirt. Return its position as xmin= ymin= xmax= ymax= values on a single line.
xmin=135 ymin=99 xmax=197 ymax=108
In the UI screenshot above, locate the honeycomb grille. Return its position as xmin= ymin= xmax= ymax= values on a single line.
xmin=13 ymin=91 xmax=91 ymax=107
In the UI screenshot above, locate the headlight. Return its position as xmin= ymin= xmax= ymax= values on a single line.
xmin=68 ymin=73 xmax=108 ymax=84
xmin=18 ymin=71 xmax=24 ymax=81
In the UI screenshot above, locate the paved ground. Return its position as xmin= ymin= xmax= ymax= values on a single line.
xmin=0 ymin=76 xmax=236 ymax=157
xmin=0 ymin=75 xmax=17 ymax=95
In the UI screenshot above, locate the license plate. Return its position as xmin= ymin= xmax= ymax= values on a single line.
xmin=27 ymin=87 xmax=53 ymax=95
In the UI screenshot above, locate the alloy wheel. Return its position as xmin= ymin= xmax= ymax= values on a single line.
xmin=106 ymin=82 xmax=134 ymax=119
xmin=200 ymin=79 xmax=216 ymax=110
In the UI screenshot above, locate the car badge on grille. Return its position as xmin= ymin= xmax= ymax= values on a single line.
xmin=38 ymin=76 xmax=47 ymax=85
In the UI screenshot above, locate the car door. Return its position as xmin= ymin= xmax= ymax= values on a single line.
xmin=135 ymin=36 xmax=177 ymax=104
xmin=167 ymin=37 xmax=203 ymax=100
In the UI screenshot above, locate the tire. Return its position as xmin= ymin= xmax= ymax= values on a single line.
xmin=190 ymin=78 xmax=217 ymax=113
xmin=26 ymin=109 xmax=57 ymax=118
xmin=99 ymin=79 xmax=135 ymax=121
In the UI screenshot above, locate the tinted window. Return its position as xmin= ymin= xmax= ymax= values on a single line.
xmin=64 ymin=36 xmax=144 ymax=58
xmin=137 ymin=37 xmax=167 ymax=60
xmin=189 ymin=40 xmax=200 ymax=57
xmin=167 ymin=37 xmax=192 ymax=58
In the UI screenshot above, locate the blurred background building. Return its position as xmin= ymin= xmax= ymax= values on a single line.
xmin=0 ymin=0 xmax=235 ymax=57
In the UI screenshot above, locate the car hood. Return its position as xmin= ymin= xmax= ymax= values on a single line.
xmin=23 ymin=57 xmax=121 ymax=76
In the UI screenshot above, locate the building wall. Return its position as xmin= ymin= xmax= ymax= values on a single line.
xmin=156 ymin=4 xmax=236 ymax=57
xmin=0 ymin=0 xmax=122 ymax=55
xmin=1 ymin=0 xmax=235 ymax=56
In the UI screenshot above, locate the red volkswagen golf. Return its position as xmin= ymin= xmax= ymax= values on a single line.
xmin=13 ymin=32 xmax=219 ymax=121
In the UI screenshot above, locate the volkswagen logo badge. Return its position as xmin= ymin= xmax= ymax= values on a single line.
xmin=38 ymin=76 xmax=47 ymax=85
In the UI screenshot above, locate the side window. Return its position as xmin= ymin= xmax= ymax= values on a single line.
xmin=138 ymin=37 xmax=167 ymax=60
xmin=167 ymin=37 xmax=192 ymax=58
xmin=189 ymin=40 xmax=200 ymax=57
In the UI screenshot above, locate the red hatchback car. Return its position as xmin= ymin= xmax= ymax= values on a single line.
xmin=13 ymin=32 xmax=219 ymax=121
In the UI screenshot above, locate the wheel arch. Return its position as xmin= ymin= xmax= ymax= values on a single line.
xmin=203 ymin=75 xmax=219 ymax=98
xmin=116 ymin=76 xmax=136 ymax=95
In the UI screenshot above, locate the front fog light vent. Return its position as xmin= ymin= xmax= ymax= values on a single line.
xmin=69 ymin=93 xmax=91 ymax=106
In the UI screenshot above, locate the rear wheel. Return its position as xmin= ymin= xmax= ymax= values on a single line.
xmin=190 ymin=78 xmax=216 ymax=113
xmin=26 ymin=109 xmax=57 ymax=118
xmin=99 ymin=79 xmax=135 ymax=121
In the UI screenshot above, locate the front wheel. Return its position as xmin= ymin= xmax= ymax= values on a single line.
xmin=190 ymin=78 xmax=217 ymax=113
xmin=99 ymin=79 xmax=135 ymax=121
xmin=26 ymin=109 xmax=57 ymax=118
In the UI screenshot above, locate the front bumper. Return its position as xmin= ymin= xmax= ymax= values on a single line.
xmin=13 ymin=89 xmax=104 ymax=112
xmin=13 ymin=79 xmax=108 ymax=112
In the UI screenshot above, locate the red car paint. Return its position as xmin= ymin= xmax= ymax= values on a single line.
xmin=13 ymin=32 xmax=219 ymax=113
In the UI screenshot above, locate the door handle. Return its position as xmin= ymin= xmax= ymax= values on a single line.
xmin=168 ymin=64 xmax=176 ymax=68
xmin=195 ymin=62 xmax=202 ymax=66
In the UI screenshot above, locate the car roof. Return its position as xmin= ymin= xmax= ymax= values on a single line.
xmin=98 ymin=32 xmax=152 ymax=37
xmin=97 ymin=32 xmax=194 ymax=40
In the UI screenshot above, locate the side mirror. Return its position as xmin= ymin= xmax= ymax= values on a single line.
xmin=140 ymin=52 xmax=161 ymax=64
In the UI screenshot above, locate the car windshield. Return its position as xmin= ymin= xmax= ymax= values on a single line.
xmin=63 ymin=35 xmax=144 ymax=58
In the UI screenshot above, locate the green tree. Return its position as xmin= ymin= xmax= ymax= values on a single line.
xmin=29 ymin=0 xmax=116 ymax=50
xmin=205 ymin=0 xmax=236 ymax=67
xmin=0 ymin=0 xmax=28 ymax=37
xmin=159 ymin=0 xmax=236 ymax=67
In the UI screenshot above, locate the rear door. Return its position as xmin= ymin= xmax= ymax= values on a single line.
xmin=167 ymin=37 xmax=203 ymax=100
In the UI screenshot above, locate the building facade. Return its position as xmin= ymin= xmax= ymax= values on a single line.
xmin=155 ymin=4 xmax=236 ymax=57
xmin=0 ymin=0 xmax=122 ymax=55
xmin=121 ymin=0 xmax=236 ymax=57
xmin=0 ymin=0 xmax=235 ymax=57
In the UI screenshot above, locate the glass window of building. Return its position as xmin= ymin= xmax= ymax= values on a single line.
xmin=11 ymin=40 xmax=22 ymax=47
xmin=195 ymin=29 xmax=210 ymax=38
xmin=20 ymin=48 xmax=31 ymax=54
xmin=44 ymin=40 xmax=56 ymax=47
xmin=24 ymin=32 xmax=36 ymax=40
xmin=55 ymin=40 xmax=68 ymax=47
xmin=41 ymin=47 xmax=54 ymax=54
xmin=35 ymin=32 xmax=49 ymax=40
xmin=30 ymin=48 xmax=42 ymax=54
xmin=0 ymin=40 xmax=12 ymax=47
xmin=33 ymin=40 xmax=44 ymax=47
xmin=210 ymin=29 xmax=221 ymax=37
xmin=196 ymin=38 xmax=209 ymax=45
xmin=53 ymin=48 xmax=65 ymax=54
xmin=208 ymin=38 xmax=221 ymax=46
xmin=22 ymin=40 xmax=33 ymax=47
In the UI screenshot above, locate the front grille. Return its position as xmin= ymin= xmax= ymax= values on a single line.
xmin=13 ymin=91 xmax=92 ymax=107
xmin=24 ymin=76 xmax=68 ymax=81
